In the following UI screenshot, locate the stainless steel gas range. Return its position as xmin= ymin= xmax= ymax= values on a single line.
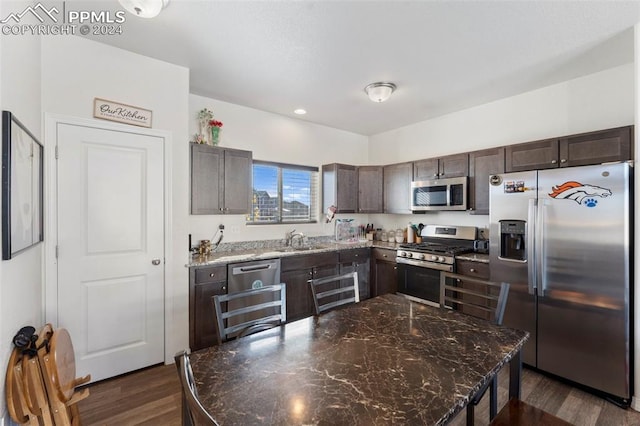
xmin=396 ymin=225 xmax=477 ymax=306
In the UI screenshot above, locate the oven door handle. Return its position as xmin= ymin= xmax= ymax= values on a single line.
xmin=396 ymin=257 xmax=454 ymax=272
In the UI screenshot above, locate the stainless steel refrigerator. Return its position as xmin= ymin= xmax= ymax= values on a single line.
xmin=489 ymin=162 xmax=632 ymax=403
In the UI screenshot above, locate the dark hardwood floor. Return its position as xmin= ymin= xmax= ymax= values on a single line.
xmin=78 ymin=363 xmax=640 ymax=425
xmin=78 ymin=363 xmax=182 ymax=426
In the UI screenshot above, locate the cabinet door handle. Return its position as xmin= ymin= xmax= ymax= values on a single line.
xmin=222 ymin=286 xmax=227 ymax=291
xmin=393 ymin=266 xmax=397 ymax=270
xmin=382 ymin=254 xmax=387 ymax=258
xmin=551 ymin=159 xmax=558 ymax=164
xmin=470 ymin=268 xmax=476 ymax=273
xmin=209 ymin=273 xmax=216 ymax=277
xmin=152 ymin=259 xmax=161 ymax=265
xmin=560 ymin=159 xmax=567 ymax=163
xmin=433 ymin=173 xmax=439 ymax=177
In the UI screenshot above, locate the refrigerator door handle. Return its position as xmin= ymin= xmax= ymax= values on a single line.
xmin=527 ymin=198 xmax=537 ymax=296
xmin=537 ymin=199 xmax=546 ymax=297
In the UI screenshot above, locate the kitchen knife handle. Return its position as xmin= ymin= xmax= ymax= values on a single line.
xmin=527 ymin=198 xmax=537 ymax=296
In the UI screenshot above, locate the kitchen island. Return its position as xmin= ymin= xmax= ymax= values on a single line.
xmin=189 ymin=293 xmax=528 ymax=425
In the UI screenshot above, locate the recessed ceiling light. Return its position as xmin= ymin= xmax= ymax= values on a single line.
xmin=294 ymin=109 xmax=307 ymax=115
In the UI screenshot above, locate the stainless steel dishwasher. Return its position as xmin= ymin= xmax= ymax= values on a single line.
xmin=227 ymin=259 xmax=281 ymax=333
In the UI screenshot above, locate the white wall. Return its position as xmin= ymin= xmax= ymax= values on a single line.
xmin=188 ymin=94 xmax=369 ymax=244
xmin=0 ymin=1 xmax=43 ymax=421
xmin=368 ymin=63 xmax=635 ymax=234
xmin=40 ymin=36 xmax=191 ymax=361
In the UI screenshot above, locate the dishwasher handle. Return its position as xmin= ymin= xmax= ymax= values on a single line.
xmin=231 ymin=262 xmax=278 ymax=275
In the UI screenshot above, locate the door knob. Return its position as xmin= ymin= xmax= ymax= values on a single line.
xmin=152 ymin=259 xmax=161 ymax=265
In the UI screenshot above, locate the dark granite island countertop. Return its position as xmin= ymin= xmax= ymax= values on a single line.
xmin=189 ymin=294 xmax=529 ymax=425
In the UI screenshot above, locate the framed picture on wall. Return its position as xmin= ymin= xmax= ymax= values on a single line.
xmin=2 ymin=111 xmax=44 ymax=260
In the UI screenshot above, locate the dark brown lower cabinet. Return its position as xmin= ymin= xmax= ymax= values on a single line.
xmin=371 ymin=248 xmax=397 ymax=297
xmin=281 ymin=252 xmax=339 ymax=322
xmin=189 ymin=265 xmax=227 ymax=351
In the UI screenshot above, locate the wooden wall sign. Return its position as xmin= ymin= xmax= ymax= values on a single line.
xmin=93 ymin=98 xmax=152 ymax=128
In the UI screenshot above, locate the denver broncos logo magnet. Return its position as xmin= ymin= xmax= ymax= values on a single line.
xmin=548 ymin=181 xmax=612 ymax=207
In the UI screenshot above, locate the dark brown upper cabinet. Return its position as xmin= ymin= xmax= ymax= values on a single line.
xmin=383 ymin=162 xmax=412 ymax=214
xmin=506 ymin=126 xmax=632 ymax=173
xmin=468 ymin=147 xmax=505 ymax=215
xmin=357 ymin=166 xmax=383 ymax=213
xmin=559 ymin=126 xmax=632 ymax=167
xmin=413 ymin=153 xmax=469 ymax=180
xmin=190 ymin=144 xmax=252 ymax=215
xmin=322 ymin=163 xmax=358 ymax=213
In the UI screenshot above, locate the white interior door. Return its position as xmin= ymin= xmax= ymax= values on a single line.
xmin=56 ymin=123 xmax=164 ymax=382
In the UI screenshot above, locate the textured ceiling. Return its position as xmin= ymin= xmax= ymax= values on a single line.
xmin=74 ymin=0 xmax=640 ymax=135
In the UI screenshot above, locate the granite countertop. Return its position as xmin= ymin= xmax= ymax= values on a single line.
xmin=456 ymin=252 xmax=490 ymax=263
xmin=187 ymin=239 xmax=401 ymax=267
xmin=190 ymin=294 xmax=529 ymax=425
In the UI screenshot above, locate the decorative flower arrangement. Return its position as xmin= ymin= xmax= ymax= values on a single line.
xmin=209 ymin=119 xmax=223 ymax=145
xmin=193 ymin=108 xmax=224 ymax=145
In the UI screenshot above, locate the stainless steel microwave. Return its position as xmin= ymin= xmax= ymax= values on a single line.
xmin=411 ymin=176 xmax=468 ymax=211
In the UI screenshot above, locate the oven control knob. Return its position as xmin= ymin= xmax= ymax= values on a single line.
xmin=417 ymin=254 xmax=425 ymax=260
xmin=438 ymin=256 xmax=445 ymax=262
xmin=430 ymin=255 xmax=438 ymax=261
xmin=399 ymin=251 xmax=406 ymax=257
xmin=406 ymin=252 xmax=413 ymax=258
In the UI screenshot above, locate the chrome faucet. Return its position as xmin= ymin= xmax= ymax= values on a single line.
xmin=285 ymin=229 xmax=305 ymax=247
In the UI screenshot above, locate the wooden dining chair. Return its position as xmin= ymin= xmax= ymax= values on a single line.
xmin=212 ymin=283 xmax=287 ymax=344
xmin=308 ymin=265 xmax=359 ymax=315
xmin=174 ymin=350 xmax=219 ymax=426
xmin=36 ymin=325 xmax=91 ymax=426
xmin=439 ymin=271 xmax=510 ymax=426
xmin=5 ymin=346 xmax=40 ymax=426
xmin=22 ymin=346 xmax=54 ymax=425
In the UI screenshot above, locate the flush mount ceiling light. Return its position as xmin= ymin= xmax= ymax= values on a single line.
xmin=364 ymin=82 xmax=397 ymax=103
xmin=294 ymin=109 xmax=307 ymax=115
xmin=118 ymin=0 xmax=170 ymax=18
